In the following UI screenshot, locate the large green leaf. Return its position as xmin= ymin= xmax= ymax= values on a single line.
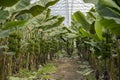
xmin=97 ymin=3 xmax=120 ymax=17
xmin=87 ymin=8 xmax=97 ymax=22
xmin=0 ymin=29 xmax=13 ymax=38
xmin=97 ymin=3 xmax=120 ymax=24
xmin=5 ymin=0 xmax=30 ymax=14
xmin=83 ymin=0 xmax=98 ymax=4
xmin=25 ymin=9 xmax=64 ymax=30
xmin=0 ymin=10 xmax=9 ymax=22
xmin=80 ymin=28 xmax=92 ymax=37
xmin=15 ymin=0 xmax=30 ymax=8
xmin=12 ymin=0 xmax=58 ymax=16
xmin=96 ymin=1 xmax=120 ymax=36
xmin=87 ymin=8 xmax=96 ymax=34
xmin=16 ymin=2 xmax=45 ymax=16
xmin=25 ymin=10 xmax=48 ymax=27
xmin=95 ymin=16 xmax=104 ymax=40
xmin=73 ymin=11 xmax=90 ymax=31
xmin=4 ymin=20 xmax=26 ymax=30
xmin=98 ymin=18 xmax=120 ymax=36
xmin=39 ymin=16 xmax=65 ymax=30
xmin=43 ymin=26 xmax=68 ymax=37
xmin=16 ymin=13 xmax=32 ymax=20
xmin=18 ymin=0 xmax=59 ymax=16
xmin=0 ymin=0 xmax=19 ymax=7
xmin=5 ymin=0 xmax=59 ymax=17
xmin=39 ymin=0 xmax=59 ymax=8
xmin=99 ymin=0 xmax=120 ymax=12
xmin=20 ymin=0 xmax=59 ymax=16
xmin=79 ymin=28 xmax=99 ymax=40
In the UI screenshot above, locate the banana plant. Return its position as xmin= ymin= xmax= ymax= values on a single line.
xmin=81 ymin=0 xmax=120 ymax=79
xmin=0 ymin=0 xmax=64 ymax=79
xmin=0 ymin=0 xmax=60 ymax=38
xmin=83 ymin=0 xmax=120 ymax=37
xmin=71 ymin=7 xmax=117 ymax=79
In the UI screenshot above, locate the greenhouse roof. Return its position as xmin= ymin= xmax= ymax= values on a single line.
xmin=31 ymin=0 xmax=94 ymax=26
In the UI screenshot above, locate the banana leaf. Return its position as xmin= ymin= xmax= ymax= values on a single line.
xmin=73 ymin=11 xmax=90 ymax=31
xmin=0 ymin=10 xmax=9 ymax=22
xmin=5 ymin=0 xmax=59 ymax=17
xmin=83 ymin=0 xmax=98 ymax=4
xmin=0 ymin=29 xmax=14 ymax=38
xmin=0 ymin=0 xmax=20 ymax=7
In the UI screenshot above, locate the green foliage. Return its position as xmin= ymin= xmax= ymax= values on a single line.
xmin=18 ymin=69 xmax=34 ymax=78
xmin=37 ymin=63 xmax=56 ymax=75
xmin=73 ymin=0 xmax=120 ymax=79
xmin=83 ymin=0 xmax=98 ymax=4
xmin=95 ymin=16 xmax=105 ymax=40
xmin=0 ymin=29 xmax=14 ymax=38
xmin=2 ymin=0 xmax=120 ymax=79
xmin=76 ymin=61 xmax=94 ymax=79
xmin=84 ymin=0 xmax=120 ymax=36
xmin=0 ymin=0 xmax=19 ymax=7
xmin=8 ymin=63 xmax=56 ymax=80
xmin=4 ymin=20 xmax=26 ymax=30
xmin=8 ymin=30 xmax=22 ymax=53
xmin=39 ymin=0 xmax=59 ymax=8
xmin=0 ymin=0 xmax=64 ymax=56
xmin=73 ymin=11 xmax=90 ymax=31
xmin=0 ymin=10 xmax=9 ymax=22
xmin=55 ymin=49 xmax=68 ymax=58
xmin=0 ymin=1 xmax=64 ymax=80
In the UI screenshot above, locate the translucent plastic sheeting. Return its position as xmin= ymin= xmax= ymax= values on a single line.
xmin=31 ymin=0 xmax=94 ymax=26
xmin=50 ymin=0 xmax=94 ymax=26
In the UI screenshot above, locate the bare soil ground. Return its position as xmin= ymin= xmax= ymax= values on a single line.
xmin=50 ymin=57 xmax=87 ymax=80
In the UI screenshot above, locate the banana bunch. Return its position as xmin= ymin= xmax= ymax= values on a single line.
xmin=8 ymin=31 xmax=22 ymax=53
xmin=27 ymin=38 xmax=35 ymax=53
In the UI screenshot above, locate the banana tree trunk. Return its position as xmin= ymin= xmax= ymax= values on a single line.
xmin=26 ymin=52 xmax=30 ymax=70
xmin=0 ymin=55 xmax=7 ymax=80
xmin=8 ymin=55 xmax=12 ymax=76
xmin=108 ymin=57 xmax=114 ymax=80
xmin=117 ymin=40 xmax=120 ymax=80
xmin=118 ymin=52 xmax=120 ymax=80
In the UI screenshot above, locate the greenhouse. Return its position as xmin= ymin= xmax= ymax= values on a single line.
xmin=0 ymin=0 xmax=120 ymax=80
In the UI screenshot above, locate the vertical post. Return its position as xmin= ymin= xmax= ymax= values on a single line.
xmin=66 ymin=0 xmax=70 ymax=26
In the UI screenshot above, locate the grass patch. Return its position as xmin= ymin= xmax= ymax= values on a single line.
xmin=37 ymin=63 xmax=56 ymax=79
xmin=8 ymin=63 xmax=56 ymax=80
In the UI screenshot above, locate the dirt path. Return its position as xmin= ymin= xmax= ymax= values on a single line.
xmin=50 ymin=57 xmax=87 ymax=80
